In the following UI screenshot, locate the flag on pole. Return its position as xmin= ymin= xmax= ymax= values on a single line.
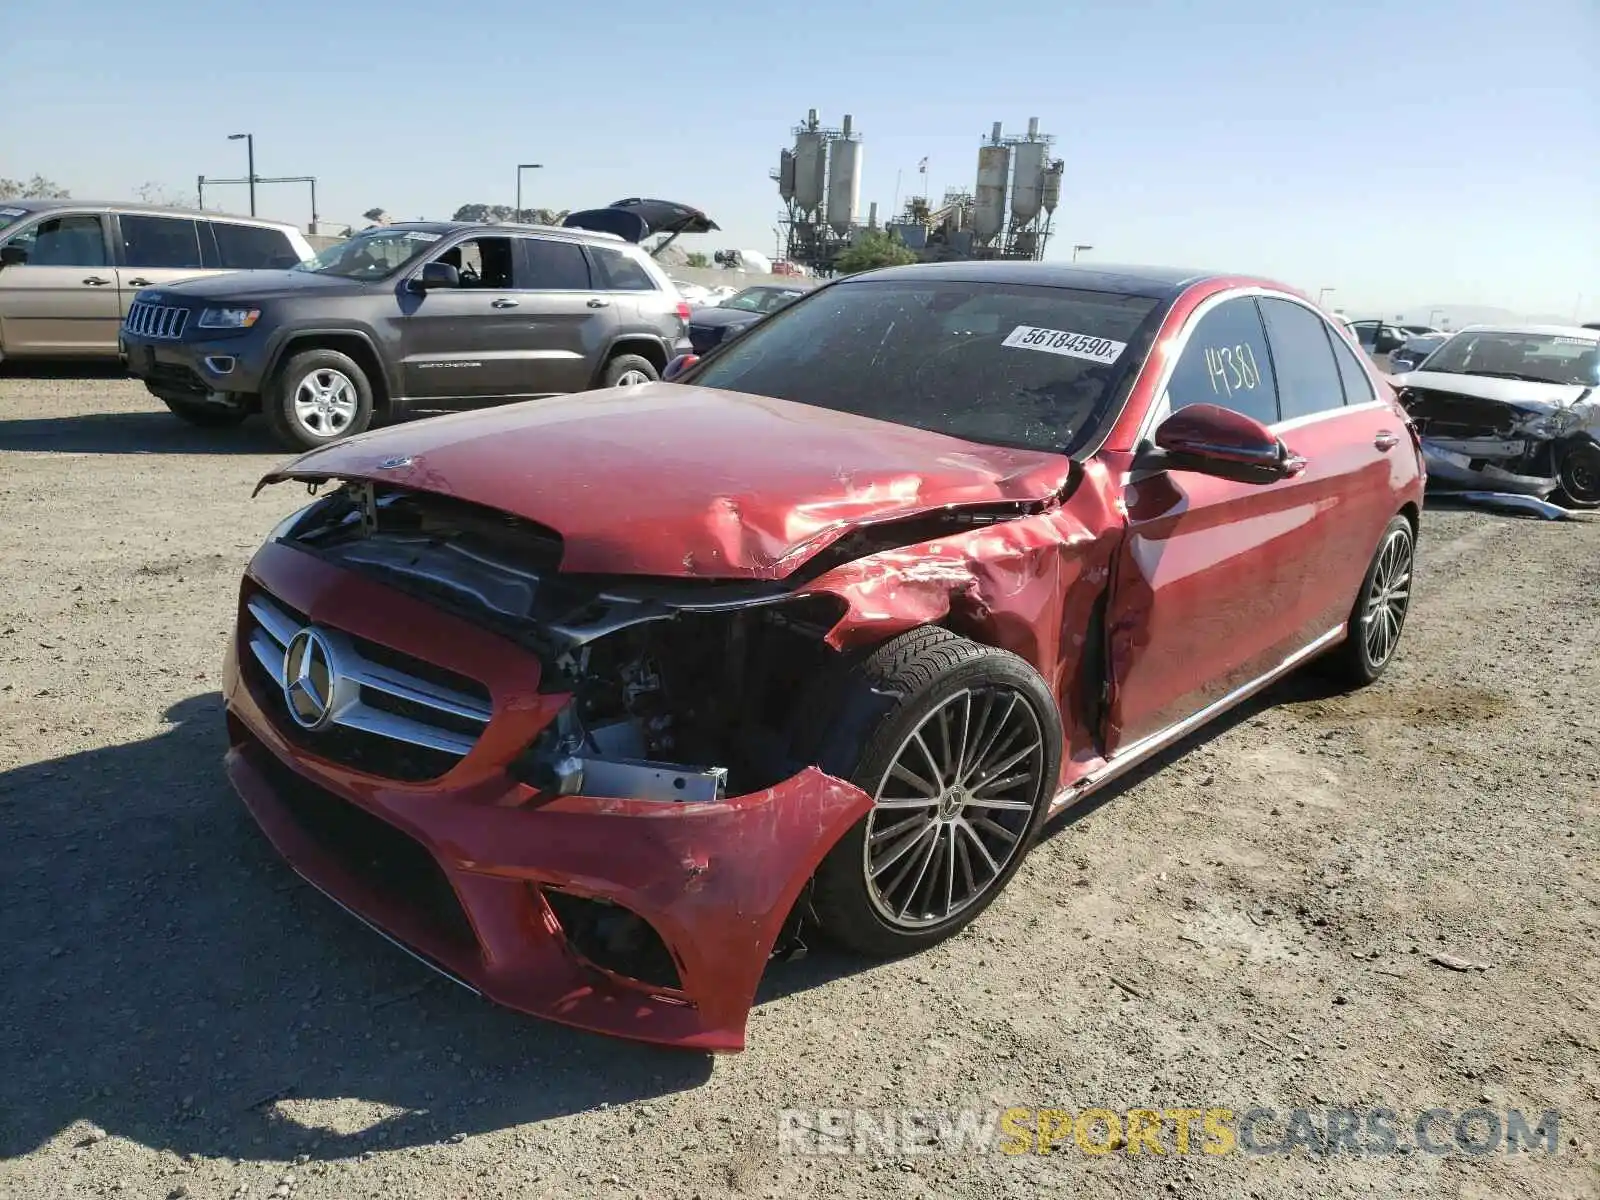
xmin=918 ymin=157 xmax=928 ymax=174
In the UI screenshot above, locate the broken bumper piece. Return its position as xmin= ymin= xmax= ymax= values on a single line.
xmin=1420 ymin=441 xmax=1559 ymax=498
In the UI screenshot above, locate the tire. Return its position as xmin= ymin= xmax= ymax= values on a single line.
xmin=808 ymin=627 xmax=1063 ymax=958
xmin=1320 ymin=515 xmax=1415 ymax=687
xmin=265 ymin=349 xmax=374 ymax=451
xmin=601 ymin=354 xmax=659 ymax=389
xmin=1556 ymin=441 xmax=1600 ymax=509
xmin=162 ymin=396 xmax=249 ymax=428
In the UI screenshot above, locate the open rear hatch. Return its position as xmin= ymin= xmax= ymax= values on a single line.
xmin=563 ymin=198 xmax=719 ymax=258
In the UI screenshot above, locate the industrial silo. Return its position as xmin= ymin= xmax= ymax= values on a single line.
xmin=1042 ymin=161 xmax=1064 ymax=215
xmin=794 ymin=130 xmax=826 ymax=216
xmin=1011 ymin=137 xmax=1047 ymax=225
xmin=825 ymin=114 xmax=862 ymax=236
xmin=777 ymin=149 xmax=796 ymax=205
xmin=973 ymin=123 xmax=1010 ymax=245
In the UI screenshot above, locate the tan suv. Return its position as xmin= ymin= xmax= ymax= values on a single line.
xmin=0 ymin=200 xmax=313 ymax=362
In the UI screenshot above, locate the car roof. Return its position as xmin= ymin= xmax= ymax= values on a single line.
xmin=1449 ymin=323 xmax=1599 ymax=340
xmin=0 ymin=198 xmax=297 ymax=229
xmin=839 ymin=260 xmax=1233 ymax=300
xmin=378 ymin=220 xmax=631 ymax=245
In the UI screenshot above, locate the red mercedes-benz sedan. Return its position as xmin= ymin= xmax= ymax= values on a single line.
xmin=226 ymin=263 xmax=1425 ymax=1052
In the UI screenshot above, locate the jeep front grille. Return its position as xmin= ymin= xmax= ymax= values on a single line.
xmin=244 ymin=592 xmax=492 ymax=776
xmin=125 ymin=301 xmax=190 ymax=340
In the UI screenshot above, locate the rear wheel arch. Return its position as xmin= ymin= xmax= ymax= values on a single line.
xmin=595 ymin=336 xmax=668 ymax=382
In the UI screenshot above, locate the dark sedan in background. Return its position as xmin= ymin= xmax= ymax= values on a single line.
xmin=687 ymin=284 xmax=808 ymax=354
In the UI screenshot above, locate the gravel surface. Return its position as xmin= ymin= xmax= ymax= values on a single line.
xmin=1 ymin=369 xmax=1596 ymax=1200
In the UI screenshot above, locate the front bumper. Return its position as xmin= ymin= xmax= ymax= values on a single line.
xmin=223 ymin=540 xmax=872 ymax=1052
xmin=124 ymin=329 xmax=270 ymax=399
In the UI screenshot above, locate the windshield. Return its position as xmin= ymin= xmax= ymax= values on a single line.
xmin=688 ymin=279 xmax=1167 ymax=455
xmin=0 ymin=206 xmax=31 ymax=232
xmin=724 ymin=287 xmax=802 ymax=314
xmin=294 ymin=229 xmax=443 ymax=279
xmin=1421 ymin=330 xmax=1599 ymax=386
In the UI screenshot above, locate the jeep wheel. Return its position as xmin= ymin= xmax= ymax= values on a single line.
xmin=162 ymin=396 xmax=249 ymax=428
xmin=602 ymin=354 xmax=659 ymax=389
xmin=808 ymin=627 xmax=1062 ymax=958
xmin=266 ymin=349 xmax=373 ymax=451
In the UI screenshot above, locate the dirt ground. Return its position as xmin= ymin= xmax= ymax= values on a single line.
xmin=1 ymin=370 xmax=1596 ymax=1200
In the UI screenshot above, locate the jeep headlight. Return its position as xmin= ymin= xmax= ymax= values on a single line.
xmin=198 ymin=306 xmax=261 ymax=330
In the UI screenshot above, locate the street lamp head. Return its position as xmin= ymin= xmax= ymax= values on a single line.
xmin=518 ymin=163 xmax=543 ymax=170
xmin=228 ymin=133 xmax=250 ymax=141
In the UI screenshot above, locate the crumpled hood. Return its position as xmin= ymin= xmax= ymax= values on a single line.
xmin=258 ymin=384 xmax=1073 ymax=579
xmin=150 ymin=270 xmax=368 ymax=303
xmin=1393 ymin=369 xmax=1591 ymax=413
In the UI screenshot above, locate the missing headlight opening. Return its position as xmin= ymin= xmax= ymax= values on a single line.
xmin=279 ymin=481 xmax=855 ymax=801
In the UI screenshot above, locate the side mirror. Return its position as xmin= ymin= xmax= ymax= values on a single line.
xmin=1136 ymin=403 xmax=1305 ymax=486
xmin=661 ymin=353 xmax=700 ymax=382
xmin=408 ymin=261 xmax=460 ymax=292
xmin=0 ymin=244 xmax=27 ymax=268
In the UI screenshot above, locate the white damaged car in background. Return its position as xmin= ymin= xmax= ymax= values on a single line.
xmin=1391 ymin=324 xmax=1600 ymax=516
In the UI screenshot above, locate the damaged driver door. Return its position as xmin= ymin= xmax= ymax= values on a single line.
xmin=1101 ymin=293 xmax=1340 ymax=754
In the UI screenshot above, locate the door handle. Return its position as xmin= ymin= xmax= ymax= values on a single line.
xmin=127 ymin=277 xmax=153 ymax=287
xmin=491 ymin=298 xmax=519 ymax=309
xmin=83 ymin=276 xmax=111 ymax=286
xmin=1374 ymin=430 xmax=1399 ymax=451
xmin=586 ymin=298 xmax=611 ymax=309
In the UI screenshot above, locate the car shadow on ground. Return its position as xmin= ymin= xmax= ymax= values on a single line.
xmin=0 ymin=670 xmax=1343 ymax=1164
xmin=0 ymin=409 xmax=288 ymax=456
xmin=0 ymin=693 xmax=713 ymax=1165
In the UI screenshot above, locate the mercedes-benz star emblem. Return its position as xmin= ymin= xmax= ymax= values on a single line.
xmin=282 ymin=627 xmax=337 ymax=730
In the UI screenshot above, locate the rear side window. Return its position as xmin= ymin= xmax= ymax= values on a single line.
xmin=119 ymin=215 xmax=203 ymax=269
xmin=520 ymin=238 xmax=591 ymax=290
xmin=1329 ymin=331 xmax=1376 ymax=403
xmin=1258 ymin=297 xmax=1345 ymax=420
xmin=1166 ymin=296 xmax=1279 ymax=426
xmin=212 ymin=222 xmax=299 ymax=269
xmin=6 ymin=214 xmax=108 ymax=267
xmin=589 ymin=247 xmax=656 ymax=291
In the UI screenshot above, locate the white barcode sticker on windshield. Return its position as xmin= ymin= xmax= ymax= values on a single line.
xmin=1002 ymin=325 xmax=1126 ymax=364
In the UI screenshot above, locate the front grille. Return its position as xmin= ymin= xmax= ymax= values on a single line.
xmin=1401 ymin=389 xmax=1521 ymax=438
xmin=242 ymin=590 xmax=493 ymax=782
xmin=125 ymin=301 xmax=190 ymax=340
xmin=239 ymin=728 xmax=480 ymax=958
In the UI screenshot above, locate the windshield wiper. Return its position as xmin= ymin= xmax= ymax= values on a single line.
xmin=1465 ymin=370 xmax=1565 ymax=384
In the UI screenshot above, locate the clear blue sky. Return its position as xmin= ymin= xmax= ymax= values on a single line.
xmin=3 ymin=0 xmax=1595 ymax=317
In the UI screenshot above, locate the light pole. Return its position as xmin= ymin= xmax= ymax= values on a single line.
xmin=1072 ymin=244 xmax=1093 ymax=261
xmin=1317 ymin=286 xmax=1336 ymax=306
xmin=227 ymin=133 xmax=256 ymax=215
xmin=515 ymin=163 xmax=543 ymax=220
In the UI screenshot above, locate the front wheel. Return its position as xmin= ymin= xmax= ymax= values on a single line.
xmin=265 ymin=349 xmax=373 ymax=451
xmin=1321 ymin=515 xmax=1415 ymax=687
xmin=809 ymin=627 xmax=1063 ymax=958
xmin=1556 ymin=442 xmax=1600 ymax=509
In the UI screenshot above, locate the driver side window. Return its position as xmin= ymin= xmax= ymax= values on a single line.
xmin=436 ymin=237 xmax=514 ymax=289
xmin=1164 ymin=297 xmax=1280 ymax=427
